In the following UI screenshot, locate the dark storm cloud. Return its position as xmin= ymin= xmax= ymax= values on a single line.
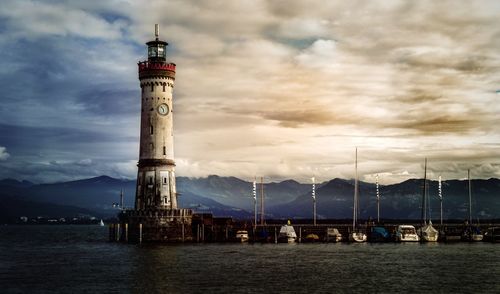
xmin=0 ymin=123 xmax=136 ymax=151
xmin=75 ymin=88 xmax=139 ymax=115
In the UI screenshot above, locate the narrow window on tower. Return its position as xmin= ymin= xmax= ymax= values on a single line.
xmin=163 ymin=146 xmax=166 ymax=155
xmin=151 ymin=84 xmax=154 ymax=92
xmin=141 ymin=85 xmax=144 ymax=93
xmin=162 ymin=84 xmax=166 ymax=92
xmin=150 ymin=125 xmax=153 ymax=135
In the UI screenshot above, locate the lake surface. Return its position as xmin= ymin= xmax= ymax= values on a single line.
xmin=1 ymin=225 xmax=499 ymax=293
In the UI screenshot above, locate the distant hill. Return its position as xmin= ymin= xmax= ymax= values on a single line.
xmin=1 ymin=176 xmax=499 ymax=222
xmin=0 ymin=195 xmax=99 ymax=223
xmin=177 ymin=175 xmax=311 ymax=210
xmin=269 ymin=178 xmax=500 ymax=220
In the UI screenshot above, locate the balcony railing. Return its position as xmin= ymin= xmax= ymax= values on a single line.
xmin=138 ymin=61 xmax=176 ymax=73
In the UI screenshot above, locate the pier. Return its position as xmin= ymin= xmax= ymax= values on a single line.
xmin=109 ymin=213 xmax=500 ymax=243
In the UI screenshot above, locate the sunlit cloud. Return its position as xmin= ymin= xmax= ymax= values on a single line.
xmin=0 ymin=0 xmax=499 ymax=184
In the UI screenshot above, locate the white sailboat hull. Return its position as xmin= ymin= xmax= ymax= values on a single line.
xmin=471 ymin=234 xmax=483 ymax=242
xmin=423 ymin=235 xmax=438 ymax=242
xmin=327 ymin=228 xmax=342 ymax=242
xmin=418 ymin=223 xmax=439 ymax=242
xmin=278 ymin=225 xmax=297 ymax=243
xmin=350 ymin=232 xmax=367 ymax=243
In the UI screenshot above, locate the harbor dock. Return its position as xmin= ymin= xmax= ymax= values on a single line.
xmin=109 ymin=213 xmax=500 ymax=243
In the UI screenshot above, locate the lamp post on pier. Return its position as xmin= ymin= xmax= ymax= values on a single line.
xmin=439 ymin=175 xmax=443 ymax=226
xmin=252 ymin=179 xmax=257 ymax=227
xmin=312 ymin=177 xmax=316 ymax=226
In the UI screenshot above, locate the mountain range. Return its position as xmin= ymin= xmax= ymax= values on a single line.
xmin=1 ymin=175 xmax=499 ymax=223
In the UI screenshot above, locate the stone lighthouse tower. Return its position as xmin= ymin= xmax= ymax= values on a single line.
xmin=136 ymin=24 xmax=177 ymax=210
xmin=118 ymin=25 xmax=192 ymax=243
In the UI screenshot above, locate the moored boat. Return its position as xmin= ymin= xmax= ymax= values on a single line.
xmin=369 ymin=226 xmax=391 ymax=242
xmin=349 ymin=148 xmax=367 ymax=243
xmin=350 ymin=231 xmax=368 ymax=243
xmin=484 ymin=227 xmax=500 ymax=242
xmin=419 ymin=221 xmax=439 ymax=242
xmin=395 ymin=225 xmax=420 ymax=242
xmin=278 ymin=221 xmax=297 ymax=243
xmin=235 ymin=230 xmax=249 ymax=243
xmin=418 ymin=159 xmax=438 ymax=242
xmin=304 ymin=233 xmax=319 ymax=242
xmin=462 ymin=225 xmax=483 ymax=242
xmin=326 ymin=228 xmax=342 ymax=242
xmin=463 ymin=170 xmax=483 ymax=242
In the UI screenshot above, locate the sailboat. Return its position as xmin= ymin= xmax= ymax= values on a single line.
xmin=278 ymin=220 xmax=297 ymax=243
xmin=418 ymin=158 xmax=438 ymax=242
xmin=349 ymin=148 xmax=367 ymax=243
xmin=463 ymin=170 xmax=483 ymax=242
xmin=99 ymin=219 xmax=105 ymax=226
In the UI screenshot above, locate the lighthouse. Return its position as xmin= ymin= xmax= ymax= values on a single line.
xmin=136 ymin=24 xmax=177 ymax=210
xmin=118 ymin=25 xmax=192 ymax=243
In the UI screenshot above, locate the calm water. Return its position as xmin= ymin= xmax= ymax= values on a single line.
xmin=1 ymin=225 xmax=499 ymax=293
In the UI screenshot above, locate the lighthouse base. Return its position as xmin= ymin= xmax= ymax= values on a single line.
xmin=113 ymin=209 xmax=193 ymax=243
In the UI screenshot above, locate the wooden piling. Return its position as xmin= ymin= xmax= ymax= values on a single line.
xmin=109 ymin=223 xmax=114 ymax=242
xmin=125 ymin=223 xmax=128 ymax=242
xmin=274 ymin=227 xmax=277 ymax=244
xmin=139 ymin=223 xmax=142 ymax=244
xmin=299 ymin=227 xmax=302 ymax=243
xmin=116 ymin=223 xmax=120 ymax=242
xmin=182 ymin=222 xmax=185 ymax=242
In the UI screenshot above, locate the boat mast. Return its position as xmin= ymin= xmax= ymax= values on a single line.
xmin=353 ymin=148 xmax=358 ymax=229
xmin=312 ymin=177 xmax=316 ymax=226
xmin=376 ymin=174 xmax=380 ymax=223
xmin=120 ymin=189 xmax=124 ymax=210
xmin=421 ymin=158 xmax=427 ymax=225
xmin=468 ymin=169 xmax=472 ymax=225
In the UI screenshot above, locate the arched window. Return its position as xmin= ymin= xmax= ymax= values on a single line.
xmin=150 ymin=125 xmax=153 ymax=135
xmin=162 ymin=84 xmax=166 ymax=92
xmin=151 ymin=84 xmax=154 ymax=92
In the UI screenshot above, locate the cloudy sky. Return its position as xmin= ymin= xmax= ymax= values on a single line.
xmin=0 ymin=0 xmax=499 ymax=184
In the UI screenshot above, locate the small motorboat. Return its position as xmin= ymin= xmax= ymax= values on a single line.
xmin=395 ymin=225 xmax=419 ymax=242
xmin=304 ymin=233 xmax=319 ymax=243
xmin=235 ymin=230 xmax=249 ymax=243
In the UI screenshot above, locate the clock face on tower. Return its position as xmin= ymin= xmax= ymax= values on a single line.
xmin=157 ymin=103 xmax=169 ymax=116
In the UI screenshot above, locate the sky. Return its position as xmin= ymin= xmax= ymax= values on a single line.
xmin=0 ymin=0 xmax=499 ymax=184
